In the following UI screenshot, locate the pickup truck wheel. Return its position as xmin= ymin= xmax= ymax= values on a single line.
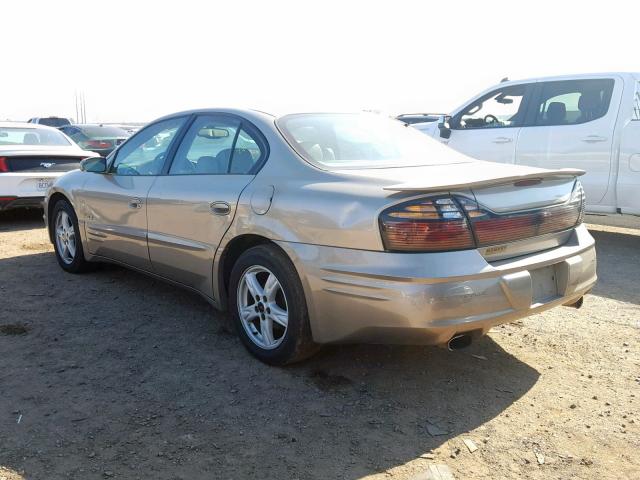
xmin=229 ymin=244 xmax=319 ymax=365
xmin=52 ymin=200 xmax=94 ymax=273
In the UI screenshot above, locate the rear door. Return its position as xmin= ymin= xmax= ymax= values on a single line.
xmin=79 ymin=116 xmax=188 ymax=271
xmin=444 ymin=83 xmax=534 ymax=164
xmin=146 ymin=114 xmax=267 ymax=295
xmin=515 ymin=77 xmax=621 ymax=206
xmin=617 ymin=78 xmax=640 ymax=214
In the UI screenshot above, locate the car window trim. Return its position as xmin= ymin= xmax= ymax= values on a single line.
xmin=451 ymin=83 xmax=535 ymax=131
xmin=162 ymin=112 xmax=271 ymax=176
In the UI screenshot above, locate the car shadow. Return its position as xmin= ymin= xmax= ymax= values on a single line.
xmin=0 ymin=250 xmax=539 ymax=479
xmin=589 ymin=229 xmax=640 ymax=305
xmin=0 ymin=208 xmax=45 ymax=232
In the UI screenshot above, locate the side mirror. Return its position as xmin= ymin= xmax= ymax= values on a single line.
xmin=438 ymin=115 xmax=452 ymax=139
xmin=80 ymin=156 xmax=107 ymax=173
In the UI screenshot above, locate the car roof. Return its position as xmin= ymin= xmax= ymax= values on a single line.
xmin=68 ymin=124 xmax=129 ymax=129
xmin=499 ymin=71 xmax=639 ymax=87
xmin=0 ymin=121 xmax=60 ymax=130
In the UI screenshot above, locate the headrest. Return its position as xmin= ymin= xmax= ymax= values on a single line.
xmin=546 ymin=102 xmax=567 ymax=123
xmin=23 ymin=133 xmax=40 ymax=145
xmin=578 ymin=91 xmax=602 ymax=112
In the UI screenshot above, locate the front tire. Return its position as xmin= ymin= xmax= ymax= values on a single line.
xmin=51 ymin=199 xmax=94 ymax=273
xmin=228 ymin=244 xmax=319 ymax=365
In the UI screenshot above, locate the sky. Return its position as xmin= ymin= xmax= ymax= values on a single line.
xmin=3 ymin=0 xmax=637 ymax=123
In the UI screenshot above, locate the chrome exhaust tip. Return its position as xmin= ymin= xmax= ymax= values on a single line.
xmin=448 ymin=333 xmax=473 ymax=351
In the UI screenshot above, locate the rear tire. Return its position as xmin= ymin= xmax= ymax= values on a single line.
xmin=228 ymin=244 xmax=319 ymax=365
xmin=51 ymin=199 xmax=94 ymax=274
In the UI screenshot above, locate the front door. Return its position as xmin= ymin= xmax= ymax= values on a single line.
xmin=79 ymin=116 xmax=188 ymax=271
xmin=445 ymin=83 xmax=533 ymax=164
xmin=146 ymin=114 xmax=266 ymax=296
xmin=515 ymin=77 xmax=621 ymax=206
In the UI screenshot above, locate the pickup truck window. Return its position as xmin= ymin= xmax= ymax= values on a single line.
xmin=454 ymin=85 xmax=529 ymax=130
xmin=533 ymin=79 xmax=614 ymax=126
xmin=633 ymin=82 xmax=640 ymax=121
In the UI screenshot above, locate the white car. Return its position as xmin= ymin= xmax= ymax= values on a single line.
xmin=415 ymin=72 xmax=640 ymax=215
xmin=0 ymin=122 xmax=93 ymax=211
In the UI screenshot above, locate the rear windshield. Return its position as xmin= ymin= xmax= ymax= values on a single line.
xmin=38 ymin=118 xmax=71 ymax=127
xmin=0 ymin=127 xmax=71 ymax=146
xmin=277 ymin=113 xmax=460 ymax=169
xmin=80 ymin=126 xmax=129 ymax=137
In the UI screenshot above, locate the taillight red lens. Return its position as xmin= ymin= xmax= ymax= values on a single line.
xmin=463 ymin=181 xmax=585 ymax=247
xmin=0 ymin=157 xmax=8 ymax=172
xmin=379 ymin=196 xmax=475 ymax=252
xmin=379 ymin=181 xmax=585 ymax=253
xmin=82 ymin=140 xmax=113 ymax=149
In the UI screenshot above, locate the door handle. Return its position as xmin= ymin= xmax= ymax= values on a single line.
xmin=492 ymin=137 xmax=513 ymax=144
xmin=210 ymin=201 xmax=231 ymax=216
xmin=128 ymin=197 xmax=143 ymax=209
xmin=581 ymin=135 xmax=607 ymax=143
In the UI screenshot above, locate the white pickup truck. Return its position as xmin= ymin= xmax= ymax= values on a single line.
xmin=416 ymin=73 xmax=640 ymax=215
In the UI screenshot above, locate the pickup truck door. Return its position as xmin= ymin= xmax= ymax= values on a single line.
xmin=515 ymin=77 xmax=623 ymax=207
xmin=617 ymin=78 xmax=640 ymax=215
xmin=443 ymin=83 xmax=534 ymax=164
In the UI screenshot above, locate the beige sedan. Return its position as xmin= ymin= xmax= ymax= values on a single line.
xmin=45 ymin=109 xmax=596 ymax=364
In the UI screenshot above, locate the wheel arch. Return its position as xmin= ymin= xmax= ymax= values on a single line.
xmin=46 ymin=192 xmax=72 ymax=243
xmin=216 ymin=234 xmax=293 ymax=311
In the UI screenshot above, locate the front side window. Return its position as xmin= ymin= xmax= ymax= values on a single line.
xmin=0 ymin=127 xmax=71 ymax=146
xmin=169 ymin=115 xmax=263 ymax=175
xmin=277 ymin=113 xmax=470 ymax=169
xmin=111 ymin=116 xmax=186 ymax=176
xmin=633 ymin=81 xmax=640 ymax=121
xmin=533 ymin=79 xmax=614 ymax=126
xmin=454 ymin=85 xmax=528 ymax=129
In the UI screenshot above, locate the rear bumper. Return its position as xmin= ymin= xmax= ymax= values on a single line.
xmin=0 ymin=196 xmax=44 ymax=211
xmin=277 ymin=224 xmax=597 ymax=345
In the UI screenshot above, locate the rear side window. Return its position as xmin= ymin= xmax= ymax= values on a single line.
xmin=533 ymin=79 xmax=614 ymax=126
xmin=633 ymin=81 xmax=640 ymax=121
xmin=169 ymin=115 xmax=263 ymax=175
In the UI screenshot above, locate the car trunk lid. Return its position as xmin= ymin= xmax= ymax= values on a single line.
xmin=0 ymin=154 xmax=88 ymax=173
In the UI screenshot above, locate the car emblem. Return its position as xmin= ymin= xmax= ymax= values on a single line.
xmin=40 ymin=162 xmax=55 ymax=168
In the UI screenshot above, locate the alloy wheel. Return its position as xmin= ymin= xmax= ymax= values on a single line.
xmin=237 ymin=265 xmax=289 ymax=349
xmin=55 ymin=210 xmax=76 ymax=265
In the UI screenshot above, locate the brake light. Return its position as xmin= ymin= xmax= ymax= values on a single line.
xmin=462 ymin=181 xmax=585 ymax=247
xmin=0 ymin=157 xmax=8 ymax=172
xmin=81 ymin=140 xmax=113 ymax=149
xmin=379 ymin=181 xmax=585 ymax=252
xmin=379 ymin=196 xmax=475 ymax=252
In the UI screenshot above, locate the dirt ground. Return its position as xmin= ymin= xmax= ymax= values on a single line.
xmin=0 ymin=210 xmax=638 ymax=480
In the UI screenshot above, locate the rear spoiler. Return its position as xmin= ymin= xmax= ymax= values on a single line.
xmin=383 ymin=168 xmax=585 ymax=192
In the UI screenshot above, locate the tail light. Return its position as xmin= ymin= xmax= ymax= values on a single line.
xmin=379 ymin=196 xmax=475 ymax=252
xmin=464 ymin=181 xmax=585 ymax=247
xmin=0 ymin=157 xmax=8 ymax=173
xmin=81 ymin=140 xmax=113 ymax=149
xmin=379 ymin=181 xmax=585 ymax=252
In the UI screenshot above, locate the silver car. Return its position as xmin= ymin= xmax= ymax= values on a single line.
xmin=44 ymin=109 xmax=597 ymax=364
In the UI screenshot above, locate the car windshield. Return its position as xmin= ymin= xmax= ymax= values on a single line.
xmin=0 ymin=127 xmax=71 ymax=146
xmin=38 ymin=118 xmax=71 ymax=127
xmin=277 ymin=113 xmax=458 ymax=169
xmin=81 ymin=126 xmax=129 ymax=138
